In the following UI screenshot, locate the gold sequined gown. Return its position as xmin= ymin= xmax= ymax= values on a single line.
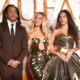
xmin=42 ymin=35 xmax=80 ymax=80
xmin=26 ymin=38 xmax=50 ymax=80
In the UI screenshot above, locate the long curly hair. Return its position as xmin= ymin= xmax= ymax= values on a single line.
xmin=2 ymin=4 xmax=21 ymax=24
xmin=55 ymin=10 xmax=79 ymax=47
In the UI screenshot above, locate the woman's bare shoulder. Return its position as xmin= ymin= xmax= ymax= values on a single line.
xmin=26 ymin=28 xmax=30 ymax=34
xmin=52 ymin=29 xmax=62 ymax=38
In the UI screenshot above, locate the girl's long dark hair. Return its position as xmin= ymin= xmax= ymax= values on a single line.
xmin=56 ymin=10 xmax=79 ymax=47
xmin=2 ymin=4 xmax=21 ymax=25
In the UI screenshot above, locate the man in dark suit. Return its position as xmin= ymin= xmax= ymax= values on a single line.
xmin=0 ymin=4 xmax=28 ymax=80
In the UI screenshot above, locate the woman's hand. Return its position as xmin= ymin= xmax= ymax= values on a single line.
xmin=49 ymin=48 xmax=67 ymax=62
xmin=58 ymin=53 xmax=67 ymax=62
xmin=66 ymin=49 xmax=74 ymax=62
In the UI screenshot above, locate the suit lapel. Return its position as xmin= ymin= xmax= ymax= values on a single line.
xmin=2 ymin=23 xmax=21 ymax=44
xmin=2 ymin=23 xmax=12 ymax=42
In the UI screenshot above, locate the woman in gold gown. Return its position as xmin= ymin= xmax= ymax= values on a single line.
xmin=42 ymin=10 xmax=80 ymax=80
xmin=26 ymin=12 xmax=51 ymax=80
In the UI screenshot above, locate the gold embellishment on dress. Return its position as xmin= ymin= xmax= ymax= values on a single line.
xmin=60 ymin=47 xmax=70 ymax=54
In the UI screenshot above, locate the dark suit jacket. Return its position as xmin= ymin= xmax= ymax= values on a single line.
xmin=0 ymin=22 xmax=28 ymax=71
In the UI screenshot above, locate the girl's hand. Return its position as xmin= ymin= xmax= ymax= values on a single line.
xmin=58 ymin=53 xmax=67 ymax=62
xmin=66 ymin=49 xmax=73 ymax=61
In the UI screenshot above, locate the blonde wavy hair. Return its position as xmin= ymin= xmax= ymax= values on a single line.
xmin=29 ymin=12 xmax=51 ymax=38
xmin=27 ymin=12 xmax=52 ymax=54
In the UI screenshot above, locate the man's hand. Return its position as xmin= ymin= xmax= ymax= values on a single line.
xmin=7 ymin=60 xmax=20 ymax=68
xmin=11 ymin=60 xmax=20 ymax=68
